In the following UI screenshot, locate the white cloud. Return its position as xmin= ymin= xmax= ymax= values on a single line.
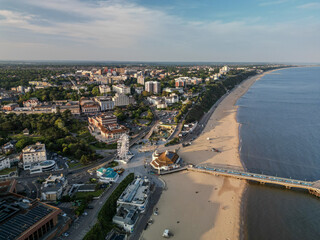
xmin=259 ymin=0 xmax=288 ymax=6
xmin=297 ymin=2 xmax=320 ymax=9
xmin=0 ymin=0 xmax=319 ymax=62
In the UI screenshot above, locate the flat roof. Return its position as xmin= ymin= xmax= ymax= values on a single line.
xmin=0 ymin=194 xmax=61 ymax=240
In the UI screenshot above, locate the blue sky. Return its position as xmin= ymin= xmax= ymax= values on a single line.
xmin=0 ymin=0 xmax=319 ymax=62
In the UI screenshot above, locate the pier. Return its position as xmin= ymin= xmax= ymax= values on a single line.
xmin=160 ymin=165 xmax=320 ymax=197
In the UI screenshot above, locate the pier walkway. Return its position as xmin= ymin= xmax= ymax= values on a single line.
xmin=188 ymin=165 xmax=320 ymax=197
xmin=159 ymin=164 xmax=320 ymax=197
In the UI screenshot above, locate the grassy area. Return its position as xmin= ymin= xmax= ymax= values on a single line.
xmin=75 ymin=189 xmax=105 ymax=199
xmin=0 ymin=167 xmax=17 ymax=175
xmin=11 ymin=133 xmax=44 ymax=141
xmin=68 ymin=161 xmax=82 ymax=169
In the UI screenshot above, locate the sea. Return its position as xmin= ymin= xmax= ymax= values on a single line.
xmin=237 ymin=67 xmax=320 ymax=240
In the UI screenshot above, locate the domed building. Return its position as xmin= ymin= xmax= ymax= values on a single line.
xmin=150 ymin=150 xmax=181 ymax=171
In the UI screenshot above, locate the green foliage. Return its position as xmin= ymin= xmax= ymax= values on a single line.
xmin=185 ymin=71 xmax=257 ymax=123
xmin=84 ymin=173 xmax=134 ymax=240
xmin=19 ymin=87 xmax=79 ymax=103
xmin=113 ymin=107 xmax=126 ymax=121
xmin=165 ymin=137 xmax=180 ymax=146
xmin=0 ymin=112 xmax=99 ymax=161
xmin=146 ymin=110 xmax=154 ymax=120
xmin=0 ymin=67 xmax=72 ymax=90
xmin=75 ymin=189 xmax=104 ymax=199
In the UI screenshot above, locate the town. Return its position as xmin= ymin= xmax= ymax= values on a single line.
xmin=0 ymin=63 xmax=285 ymax=240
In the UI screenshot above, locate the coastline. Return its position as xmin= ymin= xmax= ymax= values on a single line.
xmin=141 ymin=70 xmax=278 ymax=240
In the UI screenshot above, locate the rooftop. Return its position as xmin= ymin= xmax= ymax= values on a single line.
xmin=113 ymin=205 xmax=139 ymax=226
xmin=151 ymin=150 xmax=180 ymax=168
xmin=0 ymin=193 xmax=61 ymax=240
xmin=22 ymin=142 xmax=46 ymax=153
xmin=97 ymin=168 xmax=118 ymax=179
xmin=118 ymin=177 xmax=150 ymax=205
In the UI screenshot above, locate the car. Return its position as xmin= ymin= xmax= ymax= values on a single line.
xmin=83 ymin=212 xmax=88 ymax=216
xmin=63 ymin=232 xmax=69 ymax=237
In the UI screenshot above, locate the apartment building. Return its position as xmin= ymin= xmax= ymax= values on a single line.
xmin=112 ymin=84 xmax=131 ymax=94
xmin=94 ymin=96 xmax=114 ymax=111
xmin=22 ymin=142 xmax=47 ymax=170
xmin=113 ymin=93 xmax=130 ymax=107
xmin=99 ymin=84 xmax=111 ymax=94
xmin=145 ymin=81 xmax=160 ymax=94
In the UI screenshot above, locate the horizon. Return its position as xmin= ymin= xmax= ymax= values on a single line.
xmin=1 ymin=0 xmax=320 ymax=62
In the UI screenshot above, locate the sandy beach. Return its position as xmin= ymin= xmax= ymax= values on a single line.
xmin=142 ymin=72 xmax=272 ymax=240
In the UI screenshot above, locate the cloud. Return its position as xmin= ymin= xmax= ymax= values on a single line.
xmin=0 ymin=0 xmax=319 ymax=62
xmin=297 ymin=2 xmax=320 ymax=9
xmin=259 ymin=0 xmax=288 ymax=6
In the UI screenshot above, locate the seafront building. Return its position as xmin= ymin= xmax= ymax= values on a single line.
xmin=150 ymin=150 xmax=181 ymax=171
xmin=96 ymin=167 xmax=119 ymax=183
xmin=112 ymin=205 xmax=139 ymax=233
xmin=117 ymin=176 xmax=150 ymax=212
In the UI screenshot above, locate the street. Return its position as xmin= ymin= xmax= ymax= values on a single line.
xmin=63 ymin=181 xmax=120 ymax=240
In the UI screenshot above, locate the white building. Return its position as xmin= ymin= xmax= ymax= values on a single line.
xmin=112 ymin=205 xmax=139 ymax=233
xmin=117 ymin=176 xmax=150 ymax=212
xmin=96 ymin=167 xmax=119 ymax=183
xmin=150 ymin=150 xmax=181 ymax=171
xmin=145 ymin=81 xmax=160 ymax=94
xmin=112 ymin=84 xmax=131 ymax=94
xmin=164 ymin=94 xmax=179 ymax=105
xmin=99 ymin=85 xmax=111 ymax=94
xmin=0 ymin=156 xmax=10 ymax=171
xmin=41 ymin=174 xmax=68 ymax=201
xmin=94 ymin=96 xmax=114 ymax=111
xmin=135 ymin=87 xmax=144 ymax=94
xmin=163 ymin=87 xmax=184 ymax=94
xmin=137 ymin=75 xmax=145 ymax=85
xmin=113 ymin=93 xmax=130 ymax=107
xmin=219 ymin=65 xmax=230 ymax=74
xmin=29 ymin=160 xmax=56 ymax=174
xmin=147 ymin=96 xmax=167 ymax=109
xmin=22 ymin=143 xmax=47 ymax=170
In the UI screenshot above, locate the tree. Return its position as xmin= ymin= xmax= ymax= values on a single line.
xmin=92 ymin=86 xmax=100 ymax=96
xmin=146 ymin=110 xmax=154 ymax=120
xmin=80 ymin=155 xmax=90 ymax=165
xmin=16 ymin=138 xmax=32 ymax=151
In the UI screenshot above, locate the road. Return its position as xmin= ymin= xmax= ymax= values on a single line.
xmin=64 ymin=181 xmax=120 ymax=240
xmin=129 ymin=187 xmax=162 ymax=240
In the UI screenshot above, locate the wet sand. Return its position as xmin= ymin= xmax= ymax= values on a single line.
xmin=142 ymin=72 xmax=273 ymax=240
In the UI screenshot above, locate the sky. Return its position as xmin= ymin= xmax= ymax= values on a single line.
xmin=0 ymin=0 xmax=319 ymax=62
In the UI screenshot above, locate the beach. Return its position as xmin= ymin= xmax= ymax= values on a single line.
xmin=141 ymin=72 xmax=272 ymax=240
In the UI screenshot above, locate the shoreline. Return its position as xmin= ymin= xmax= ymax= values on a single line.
xmin=141 ymin=69 xmax=280 ymax=240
